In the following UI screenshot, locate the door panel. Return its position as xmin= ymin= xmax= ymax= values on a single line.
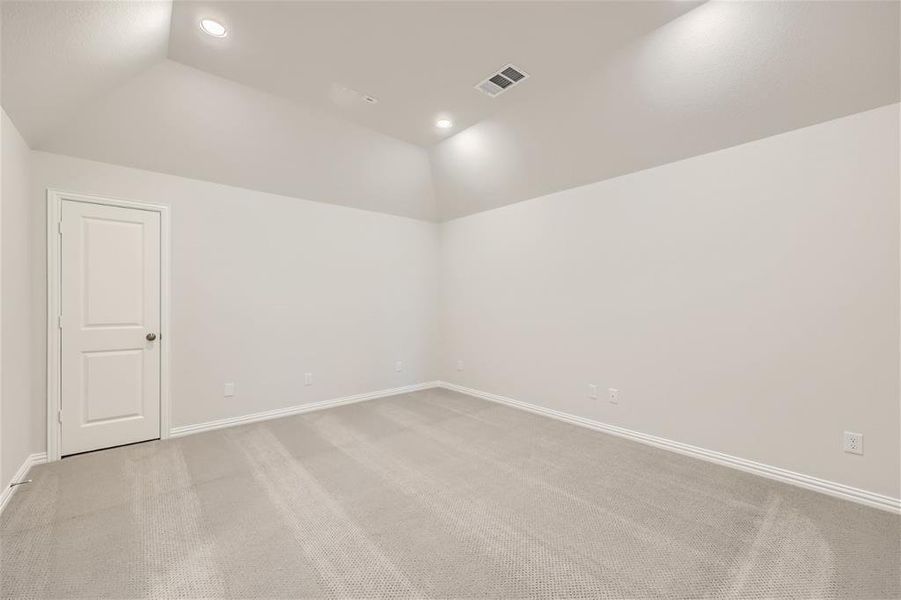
xmin=82 ymin=350 xmax=144 ymax=424
xmin=83 ymin=217 xmax=146 ymax=326
xmin=61 ymin=200 xmax=161 ymax=455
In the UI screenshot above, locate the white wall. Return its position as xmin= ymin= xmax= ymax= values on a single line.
xmin=30 ymin=152 xmax=439 ymax=440
xmin=1 ymin=109 xmax=40 ymax=486
xmin=7 ymin=104 xmax=900 ymax=505
xmin=438 ymin=105 xmax=900 ymax=499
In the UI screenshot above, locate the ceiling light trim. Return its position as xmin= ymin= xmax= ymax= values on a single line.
xmin=200 ymin=18 xmax=228 ymax=38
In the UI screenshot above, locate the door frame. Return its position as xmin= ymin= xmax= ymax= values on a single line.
xmin=46 ymin=189 xmax=171 ymax=462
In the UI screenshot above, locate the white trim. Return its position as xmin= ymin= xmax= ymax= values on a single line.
xmin=437 ymin=381 xmax=901 ymax=514
xmin=0 ymin=453 xmax=48 ymax=515
xmin=46 ymin=189 xmax=172 ymax=462
xmin=170 ymin=381 xmax=440 ymax=437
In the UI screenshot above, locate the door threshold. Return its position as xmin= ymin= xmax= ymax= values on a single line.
xmin=62 ymin=437 xmax=161 ymax=459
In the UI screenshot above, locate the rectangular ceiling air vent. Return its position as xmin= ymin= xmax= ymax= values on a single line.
xmin=475 ymin=64 xmax=530 ymax=98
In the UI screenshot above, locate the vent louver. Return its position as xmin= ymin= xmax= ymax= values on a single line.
xmin=475 ymin=64 xmax=530 ymax=97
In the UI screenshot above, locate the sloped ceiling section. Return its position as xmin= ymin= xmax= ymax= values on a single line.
xmin=167 ymin=1 xmax=698 ymax=147
xmin=430 ymin=0 xmax=901 ymax=220
xmin=0 ymin=0 xmax=172 ymax=146
xmin=39 ymin=60 xmax=437 ymax=220
xmin=2 ymin=1 xmax=899 ymax=222
xmin=2 ymin=0 xmax=436 ymax=220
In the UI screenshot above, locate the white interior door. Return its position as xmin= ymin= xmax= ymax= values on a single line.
xmin=60 ymin=200 xmax=161 ymax=456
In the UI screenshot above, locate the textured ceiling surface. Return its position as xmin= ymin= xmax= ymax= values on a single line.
xmin=38 ymin=60 xmax=438 ymax=220
xmin=429 ymin=0 xmax=901 ymax=219
xmin=167 ymin=1 xmax=697 ymax=147
xmin=2 ymin=1 xmax=898 ymax=221
xmin=1 ymin=0 xmax=172 ymax=146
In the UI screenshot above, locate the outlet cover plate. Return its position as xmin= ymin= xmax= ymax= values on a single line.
xmin=843 ymin=431 xmax=863 ymax=455
xmin=608 ymin=388 xmax=619 ymax=404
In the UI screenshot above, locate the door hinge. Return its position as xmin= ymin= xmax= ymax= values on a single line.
xmin=57 ymin=220 xmax=62 ymax=235
xmin=57 ymin=410 xmax=62 ymax=424
xmin=57 ymin=314 xmax=63 ymax=329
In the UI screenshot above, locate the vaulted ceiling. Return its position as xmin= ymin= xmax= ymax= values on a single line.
xmin=166 ymin=1 xmax=696 ymax=147
xmin=3 ymin=1 xmax=899 ymax=221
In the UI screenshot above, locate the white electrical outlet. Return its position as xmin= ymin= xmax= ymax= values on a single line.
xmin=456 ymin=360 xmax=464 ymax=371
xmin=304 ymin=373 xmax=313 ymax=386
xmin=395 ymin=361 xmax=403 ymax=372
xmin=224 ymin=382 xmax=235 ymax=397
xmin=843 ymin=431 xmax=863 ymax=455
xmin=588 ymin=384 xmax=598 ymax=400
xmin=608 ymin=388 xmax=619 ymax=404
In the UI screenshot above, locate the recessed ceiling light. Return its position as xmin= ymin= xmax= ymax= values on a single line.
xmin=436 ymin=118 xmax=453 ymax=129
xmin=200 ymin=19 xmax=227 ymax=38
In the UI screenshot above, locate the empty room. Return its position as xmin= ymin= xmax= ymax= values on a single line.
xmin=1 ymin=1 xmax=899 ymax=598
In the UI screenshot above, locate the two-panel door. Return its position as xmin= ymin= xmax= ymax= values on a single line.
xmin=60 ymin=200 xmax=161 ymax=455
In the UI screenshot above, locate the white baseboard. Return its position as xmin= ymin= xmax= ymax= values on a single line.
xmin=169 ymin=381 xmax=441 ymax=438
xmin=12 ymin=382 xmax=897 ymax=515
xmin=0 ymin=452 xmax=48 ymax=515
xmin=436 ymin=381 xmax=901 ymax=514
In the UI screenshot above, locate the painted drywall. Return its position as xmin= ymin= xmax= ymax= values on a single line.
xmin=1 ymin=109 xmax=40 ymax=487
xmin=37 ymin=60 xmax=438 ymax=221
xmin=430 ymin=0 xmax=900 ymax=220
xmin=30 ymin=152 xmax=439 ymax=442
xmin=166 ymin=1 xmax=697 ymax=146
xmin=7 ymin=2 xmax=899 ymax=222
xmin=3 ymin=2 xmax=439 ymax=220
xmin=438 ymin=104 xmax=901 ymax=499
xmin=1 ymin=0 xmax=171 ymax=146
xmin=9 ymin=104 xmax=900 ymax=505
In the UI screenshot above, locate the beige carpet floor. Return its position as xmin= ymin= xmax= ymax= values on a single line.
xmin=1 ymin=388 xmax=899 ymax=599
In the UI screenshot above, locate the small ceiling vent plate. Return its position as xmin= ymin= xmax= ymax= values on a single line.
xmin=475 ymin=64 xmax=530 ymax=98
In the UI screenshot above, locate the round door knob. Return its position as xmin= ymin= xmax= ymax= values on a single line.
xmin=146 ymin=333 xmax=157 ymax=341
